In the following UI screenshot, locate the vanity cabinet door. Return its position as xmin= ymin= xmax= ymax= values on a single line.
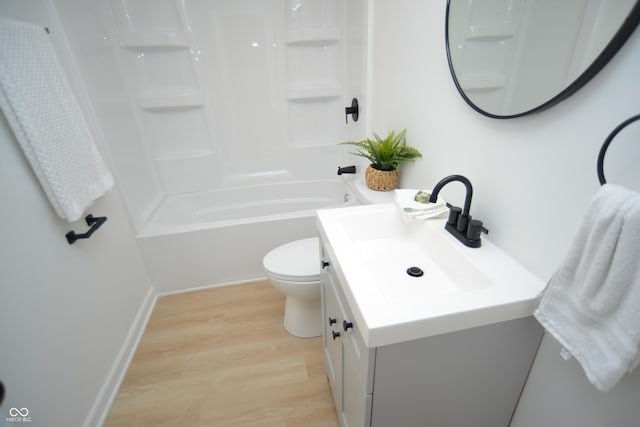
xmin=341 ymin=307 xmax=375 ymax=395
xmin=321 ymin=242 xmax=375 ymax=427
xmin=321 ymin=261 xmax=343 ymax=413
xmin=342 ymin=339 xmax=373 ymax=427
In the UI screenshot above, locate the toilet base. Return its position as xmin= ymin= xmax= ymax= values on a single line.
xmin=283 ymin=296 xmax=322 ymax=338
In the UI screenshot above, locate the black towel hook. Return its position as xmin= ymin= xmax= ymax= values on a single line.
xmin=597 ymin=113 xmax=640 ymax=185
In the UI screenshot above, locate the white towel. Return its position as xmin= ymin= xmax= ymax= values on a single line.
xmin=0 ymin=18 xmax=113 ymax=222
xmin=394 ymin=189 xmax=448 ymax=222
xmin=534 ymin=184 xmax=640 ymax=391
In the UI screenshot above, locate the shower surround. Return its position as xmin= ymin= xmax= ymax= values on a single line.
xmin=104 ymin=0 xmax=366 ymax=207
xmin=53 ymin=0 xmax=367 ymax=291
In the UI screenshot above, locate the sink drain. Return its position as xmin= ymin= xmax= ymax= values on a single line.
xmin=406 ymin=266 xmax=424 ymax=277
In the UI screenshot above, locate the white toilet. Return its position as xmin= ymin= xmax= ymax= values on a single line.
xmin=263 ymin=237 xmax=321 ymax=338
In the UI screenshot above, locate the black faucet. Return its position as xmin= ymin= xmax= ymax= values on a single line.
xmin=429 ymin=175 xmax=488 ymax=248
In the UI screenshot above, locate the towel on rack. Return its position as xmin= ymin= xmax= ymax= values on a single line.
xmin=534 ymin=184 xmax=640 ymax=391
xmin=0 ymin=18 xmax=113 ymax=222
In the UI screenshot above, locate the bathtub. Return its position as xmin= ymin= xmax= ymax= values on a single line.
xmin=136 ymin=179 xmax=357 ymax=294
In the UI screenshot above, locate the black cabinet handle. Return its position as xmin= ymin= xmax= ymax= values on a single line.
xmin=332 ymin=331 xmax=341 ymax=340
xmin=321 ymin=260 xmax=330 ymax=269
xmin=328 ymin=317 xmax=337 ymax=325
xmin=343 ymin=320 xmax=353 ymax=332
xmin=66 ymin=214 xmax=107 ymax=244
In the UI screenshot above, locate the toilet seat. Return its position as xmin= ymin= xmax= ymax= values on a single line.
xmin=263 ymin=237 xmax=320 ymax=283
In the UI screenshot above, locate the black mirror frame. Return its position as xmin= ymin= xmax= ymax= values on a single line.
xmin=445 ymin=0 xmax=640 ymax=119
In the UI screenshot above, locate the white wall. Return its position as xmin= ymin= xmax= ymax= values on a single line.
xmin=369 ymin=1 xmax=640 ymax=425
xmin=0 ymin=2 xmax=156 ymax=426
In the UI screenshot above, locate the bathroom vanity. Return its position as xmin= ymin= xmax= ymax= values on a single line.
xmin=316 ymin=203 xmax=546 ymax=427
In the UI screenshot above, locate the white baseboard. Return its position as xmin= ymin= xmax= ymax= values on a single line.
xmin=84 ymin=286 xmax=158 ymax=427
xmin=157 ymin=276 xmax=268 ymax=297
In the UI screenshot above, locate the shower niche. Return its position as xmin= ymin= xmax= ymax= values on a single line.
xmin=284 ymin=0 xmax=344 ymax=147
xmin=107 ymin=0 xmax=218 ymax=195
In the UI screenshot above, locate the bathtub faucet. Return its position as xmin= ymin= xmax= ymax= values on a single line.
xmin=429 ymin=174 xmax=488 ymax=248
xmin=337 ymin=165 xmax=356 ymax=175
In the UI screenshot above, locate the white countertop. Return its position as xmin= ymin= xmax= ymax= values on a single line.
xmin=316 ymin=203 xmax=546 ymax=348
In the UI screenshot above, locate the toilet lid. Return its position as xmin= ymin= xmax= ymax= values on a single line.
xmin=263 ymin=237 xmax=320 ymax=282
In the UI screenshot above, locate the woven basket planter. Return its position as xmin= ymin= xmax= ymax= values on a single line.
xmin=365 ymin=164 xmax=398 ymax=191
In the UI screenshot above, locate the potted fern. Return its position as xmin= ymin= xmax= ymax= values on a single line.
xmin=341 ymin=129 xmax=422 ymax=191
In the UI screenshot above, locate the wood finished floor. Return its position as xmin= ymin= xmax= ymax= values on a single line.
xmin=104 ymin=281 xmax=339 ymax=427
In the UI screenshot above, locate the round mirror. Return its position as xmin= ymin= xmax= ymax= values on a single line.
xmin=446 ymin=0 xmax=640 ymax=118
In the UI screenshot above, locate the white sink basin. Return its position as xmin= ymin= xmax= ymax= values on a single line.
xmin=338 ymin=207 xmax=493 ymax=302
xmin=316 ymin=203 xmax=545 ymax=347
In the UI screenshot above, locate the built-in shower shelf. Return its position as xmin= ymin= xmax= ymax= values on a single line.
xmin=284 ymin=27 xmax=341 ymax=45
xmin=286 ymin=84 xmax=342 ymax=100
xmin=120 ymin=32 xmax=191 ymax=48
xmin=137 ymin=93 xmax=204 ymax=110
xmin=458 ymin=74 xmax=506 ymax=90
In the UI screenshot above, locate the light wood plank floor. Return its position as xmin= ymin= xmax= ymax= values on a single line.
xmin=104 ymin=281 xmax=339 ymax=427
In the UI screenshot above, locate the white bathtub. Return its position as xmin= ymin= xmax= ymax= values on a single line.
xmin=136 ymin=179 xmax=357 ymax=294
